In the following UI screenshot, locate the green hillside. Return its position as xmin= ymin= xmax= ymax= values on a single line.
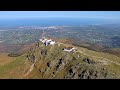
xmin=0 ymin=41 xmax=120 ymax=79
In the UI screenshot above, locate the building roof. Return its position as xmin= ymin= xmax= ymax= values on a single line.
xmin=64 ymin=46 xmax=73 ymax=50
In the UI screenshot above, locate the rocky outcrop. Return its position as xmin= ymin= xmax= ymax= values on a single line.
xmin=82 ymin=58 xmax=95 ymax=64
xmin=65 ymin=64 xmax=115 ymax=79
xmin=27 ymin=54 xmax=35 ymax=63
xmin=26 ymin=41 xmax=116 ymax=79
xmin=41 ymin=49 xmax=47 ymax=57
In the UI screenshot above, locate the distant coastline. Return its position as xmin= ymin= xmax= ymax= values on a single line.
xmin=0 ymin=18 xmax=117 ymax=28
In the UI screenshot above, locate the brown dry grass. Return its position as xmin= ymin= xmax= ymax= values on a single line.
xmin=0 ymin=53 xmax=14 ymax=66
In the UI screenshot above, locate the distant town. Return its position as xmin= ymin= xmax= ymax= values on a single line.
xmin=0 ymin=24 xmax=120 ymax=55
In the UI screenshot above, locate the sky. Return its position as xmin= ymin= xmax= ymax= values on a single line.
xmin=0 ymin=11 xmax=120 ymax=20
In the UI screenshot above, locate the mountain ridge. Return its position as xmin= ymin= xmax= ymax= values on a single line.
xmin=23 ymin=41 xmax=119 ymax=79
xmin=0 ymin=40 xmax=120 ymax=79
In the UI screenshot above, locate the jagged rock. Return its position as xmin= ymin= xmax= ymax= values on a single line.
xmin=64 ymin=63 xmax=116 ymax=79
xmin=26 ymin=41 xmax=117 ymax=79
xmin=30 ymin=54 xmax=35 ymax=63
xmin=58 ymin=59 xmax=62 ymax=65
xmin=41 ymin=49 xmax=47 ymax=56
xmin=40 ymin=68 xmax=46 ymax=74
xmin=27 ymin=53 xmax=35 ymax=63
xmin=52 ymin=74 xmax=55 ymax=78
xmin=53 ymin=71 xmax=55 ymax=75
xmin=36 ymin=42 xmax=39 ymax=47
xmin=83 ymin=58 xmax=95 ymax=64
xmin=55 ymin=59 xmax=63 ymax=70
xmin=69 ymin=69 xmax=73 ymax=74
xmin=47 ymin=62 xmax=51 ymax=68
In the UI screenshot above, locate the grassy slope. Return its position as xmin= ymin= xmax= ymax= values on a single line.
xmin=63 ymin=43 xmax=120 ymax=76
xmin=0 ymin=53 xmax=14 ymax=66
xmin=0 ymin=41 xmax=120 ymax=79
xmin=0 ymin=53 xmax=32 ymax=79
xmin=64 ymin=43 xmax=120 ymax=64
xmin=26 ymin=42 xmax=120 ymax=79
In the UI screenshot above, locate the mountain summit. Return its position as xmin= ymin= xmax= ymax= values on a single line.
xmin=0 ymin=39 xmax=120 ymax=79
xmin=23 ymin=39 xmax=117 ymax=79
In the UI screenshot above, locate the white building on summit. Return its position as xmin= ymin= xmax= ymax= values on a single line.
xmin=63 ymin=46 xmax=76 ymax=52
xmin=39 ymin=38 xmax=56 ymax=46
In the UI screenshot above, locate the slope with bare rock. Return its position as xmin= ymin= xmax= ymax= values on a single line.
xmin=0 ymin=41 xmax=120 ymax=79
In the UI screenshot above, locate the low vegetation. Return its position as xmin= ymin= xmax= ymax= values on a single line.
xmin=0 ymin=41 xmax=120 ymax=79
xmin=8 ymin=53 xmax=22 ymax=57
xmin=24 ymin=41 xmax=120 ymax=79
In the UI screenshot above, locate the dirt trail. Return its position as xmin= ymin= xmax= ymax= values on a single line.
xmin=23 ymin=63 xmax=35 ymax=77
xmin=23 ymin=59 xmax=36 ymax=78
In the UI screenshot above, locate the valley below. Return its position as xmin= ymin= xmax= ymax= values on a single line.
xmin=0 ymin=25 xmax=120 ymax=79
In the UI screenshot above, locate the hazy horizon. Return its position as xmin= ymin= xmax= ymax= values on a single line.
xmin=0 ymin=11 xmax=120 ymax=19
xmin=0 ymin=17 xmax=120 ymax=28
xmin=0 ymin=11 xmax=120 ymax=27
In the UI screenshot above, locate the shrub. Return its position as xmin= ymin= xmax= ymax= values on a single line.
xmin=8 ymin=53 xmax=22 ymax=57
